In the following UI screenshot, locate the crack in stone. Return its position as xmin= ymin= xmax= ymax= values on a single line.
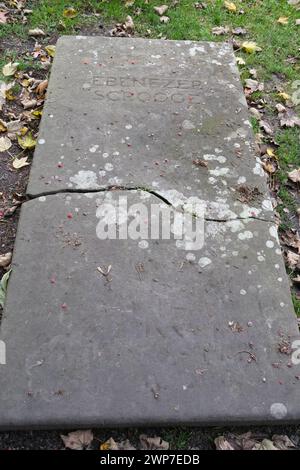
xmin=26 ymin=186 xmax=273 ymax=224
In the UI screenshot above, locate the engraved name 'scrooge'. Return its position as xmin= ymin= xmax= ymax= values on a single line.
xmin=83 ymin=75 xmax=205 ymax=104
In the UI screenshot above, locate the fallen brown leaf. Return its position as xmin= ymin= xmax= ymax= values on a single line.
xmin=279 ymin=109 xmax=300 ymax=128
xmin=288 ymin=168 xmax=300 ymax=183
xmin=286 ymin=250 xmax=300 ymax=270
xmin=36 ymin=79 xmax=48 ymax=96
xmin=154 ymin=5 xmax=169 ymax=16
xmin=214 ymin=436 xmax=235 ymax=450
xmin=61 ymin=430 xmax=93 ymax=450
xmin=0 ymin=252 xmax=12 ymax=268
xmin=260 ymin=120 xmax=273 ymax=135
xmin=0 ymin=11 xmax=8 ymax=24
xmin=212 ymin=26 xmax=230 ymax=35
xmin=140 ymin=434 xmax=169 ymax=450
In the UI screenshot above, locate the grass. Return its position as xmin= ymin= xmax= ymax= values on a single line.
xmin=292 ymin=293 xmax=300 ymax=317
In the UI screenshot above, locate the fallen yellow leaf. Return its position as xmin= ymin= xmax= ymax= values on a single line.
xmin=2 ymin=61 xmax=19 ymax=77
xmin=277 ymin=16 xmax=289 ymax=25
xmin=100 ymin=441 xmax=111 ymax=450
xmin=17 ymin=132 xmax=36 ymax=150
xmin=224 ymin=1 xmax=237 ymax=12
xmin=21 ymin=78 xmax=30 ymax=87
xmin=31 ymin=109 xmax=43 ymax=118
xmin=45 ymin=45 xmax=56 ymax=58
xmin=267 ymin=148 xmax=277 ymax=158
xmin=12 ymin=156 xmax=30 ymax=169
xmin=0 ymin=120 xmax=7 ymax=132
xmin=241 ymin=41 xmax=262 ymax=53
xmin=20 ymin=126 xmax=28 ymax=136
xmin=278 ymin=92 xmax=291 ymax=101
xmin=262 ymin=161 xmax=276 ymax=174
xmin=5 ymin=89 xmax=17 ymax=101
xmin=63 ymin=7 xmax=78 ymax=18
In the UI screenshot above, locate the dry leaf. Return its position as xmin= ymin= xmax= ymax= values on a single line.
xmin=276 ymin=103 xmax=286 ymax=113
xmin=242 ymin=41 xmax=262 ymax=53
xmin=236 ymin=57 xmax=245 ymax=65
xmin=262 ymin=161 xmax=276 ymax=174
xmin=36 ymin=79 xmax=48 ymax=95
xmin=125 ymin=0 xmax=135 ymax=6
xmin=100 ymin=437 xmax=135 ymax=450
xmin=17 ymin=132 xmax=36 ymax=150
xmin=232 ymin=27 xmax=247 ymax=35
xmin=100 ymin=438 xmax=119 ymax=450
xmin=63 ymin=7 xmax=78 ymax=18
xmin=45 ymin=45 xmax=56 ymax=57
xmin=267 ymin=148 xmax=276 ymax=158
xmin=249 ymin=68 xmax=257 ymax=78
xmin=272 ymin=435 xmax=295 ymax=450
xmin=260 ymin=120 xmax=273 ymax=135
xmin=0 ymin=81 xmax=10 ymax=110
xmin=254 ymin=439 xmax=278 ymax=450
xmin=278 ymin=92 xmax=291 ymax=101
xmin=249 ymin=107 xmax=262 ymax=120
xmin=28 ymin=28 xmax=45 ymax=36
xmin=286 ymin=251 xmax=300 ymax=269
xmin=280 ymin=230 xmax=300 ymax=253
xmin=288 ymin=168 xmax=300 ymax=183
xmin=124 ymin=15 xmax=134 ymax=31
xmin=2 ymin=62 xmax=19 ymax=77
xmin=296 ymin=19 xmax=300 ymax=25
xmin=6 ymin=120 xmax=23 ymax=139
xmin=0 ymin=120 xmax=7 ymax=132
xmin=244 ymin=79 xmax=264 ymax=94
xmin=0 ymin=136 xmax=12 ymax=152
xmin=12 ymin=156 xmax=30 ymax=169
xmin=21 ymin=97 xmax=37 ymax=109
xmin=0 ymin=252 xmax=12 ymax=268
xmin=277 ymin=17 xmax=289 ymax=25
xmin=61 ymin=430 xmax=93 ymax=450
xmin=279 ymin=110 xmax=300 ymax=128
xmin=224 ymin=1 xmax=237 ymax=13
xmin=215 ymin=436 xmax=235 ymax=450
xmin=194 ymin=2 xmax=207 ymax=8
xmin=212 ymin=26 xmax=230 ymax=35
xmin=0 ymin=11 xmax=8 ymax=24
xmin=140 ymin=434 xmax=169 ymax=450
xmin=154 ymin=5 xmax=169 ymax=16
xmin=160 ymin=15 xmax=170 ymax=23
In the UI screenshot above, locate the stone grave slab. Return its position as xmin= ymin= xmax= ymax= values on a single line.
xmin=1 ymin=37 xmax=300 ymax=429
xmin=27 ymin=36 xmax=273 ymax=221
xmin=0 ymin=190 xmax=299 ymax=429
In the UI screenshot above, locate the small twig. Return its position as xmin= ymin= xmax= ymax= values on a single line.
xmin=236 ymin=350 xmax=257 ymax=362
xmin=135 ymin=262 xmax=144 ymax=280
xmin=97 ymin=265 xmax=112 ymax=282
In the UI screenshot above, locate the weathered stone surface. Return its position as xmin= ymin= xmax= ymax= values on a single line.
xmin=1 ymin=37 xmax=299 ymax=429
xmin=0 ymin=191 xmax=299 ymax=428
xmin=27 ymin=36 xmax=273 ymax=221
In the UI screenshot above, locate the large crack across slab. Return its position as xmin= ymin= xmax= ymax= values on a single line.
xmin=26 ymin=185 xmax=273 ymax=224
